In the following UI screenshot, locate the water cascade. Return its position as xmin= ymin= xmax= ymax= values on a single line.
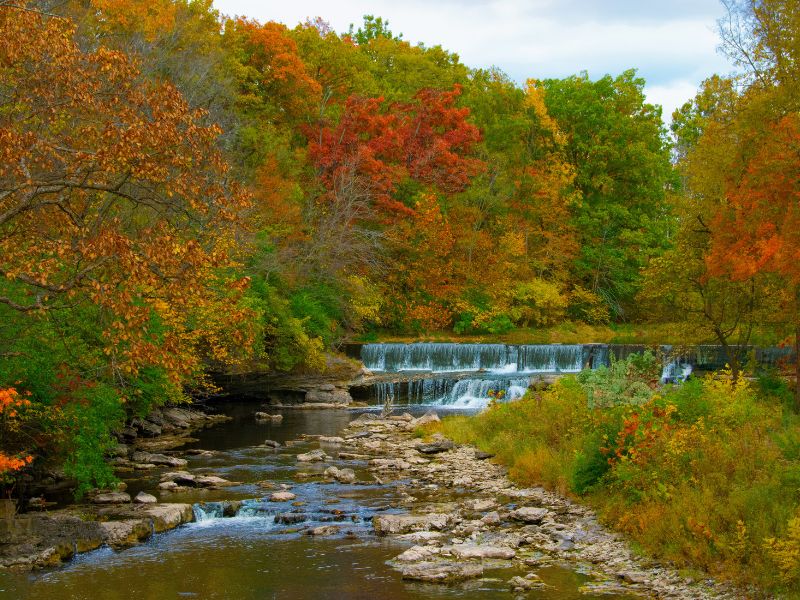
xmin=361 ymin=343 xmax=586 ymax=373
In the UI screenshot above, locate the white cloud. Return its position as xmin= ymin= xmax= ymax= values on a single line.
xmin=212 ymin=0 xmax=737 ymax=122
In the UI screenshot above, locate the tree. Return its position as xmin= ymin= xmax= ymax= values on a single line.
xmin=706 ymin=114 xmax=800 ymax=399
xmin=0 ymin=6 xmax=253 ymax=386
xmin=541 ymin=70 xmax=673 ymax=317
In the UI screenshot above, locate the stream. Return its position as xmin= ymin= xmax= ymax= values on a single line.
xmin=0 ymin=403 xmax=635 ymax=600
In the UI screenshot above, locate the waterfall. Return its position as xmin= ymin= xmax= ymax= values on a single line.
xmin=193 ymin=502 xmax=227 ymax=521
xmin=371 ymin=376 xmax=531 ymax=407
xmin=361 ymin=343 xmax=586 ymax=373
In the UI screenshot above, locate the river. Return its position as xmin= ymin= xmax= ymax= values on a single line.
xmin=0 ymin=402 xmax=635 ymax=600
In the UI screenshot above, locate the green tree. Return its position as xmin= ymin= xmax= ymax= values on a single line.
xmin=541 ymin=70 xmax=673 ymax=317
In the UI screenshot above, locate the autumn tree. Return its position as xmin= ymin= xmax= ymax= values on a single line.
xmin=0 ymin=5 xmax=255 ymax=489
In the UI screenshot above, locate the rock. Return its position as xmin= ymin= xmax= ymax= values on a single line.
xmin=369 ymin=458 xmax=410 ymax=470
xmin=160 ymin=471 xmax=196 ymax=486
xmin=510 ymin=507 xmax=550 ymax=524
xmin=444 ymin=544 xmax=516 ymax=559
xmin=318 ymin=436 xmax=345 ymax=444
xmin=99 ymin=519 xmax=152 ymax=548
xmin=158 ymin=481 xmax=179 ymax=491
xmin=415 ymin=440 xmax=454 ymax=455
xmin=373 ymin=513 xmax=455 ymax=535
xmin=324 ymin=466 xmax=357 ymax=484
xmin=481 ymin=511 xmax=502 ymax=526
xmin=134 ymin=492 xmax=157 ymax=504
xmin=263 ymin=440 xmax=281 ymax=448
xmin=617 ymin=570 xmax=648 ymax=584
xmin=406 ymin=411 xmax=440 ymax=430
xmin=130 ymin=451 xmax=187 ymax=468
xmin=345 ymin=431 xmax=372 ymax=440
xmin=130 ymin=417 xmax=161 ymax=438
xmin=270 ymin=491 xmax=297 ymax=502
xmin=274 ymin=512 xmax=307 ymax=524
xmin=465 ymin=499 xmax=496 ymax=512
xmin=306 ymin=525 xmax=340 ymax=536
xmin=194 ymin=475 xmax=235 ymax=488
xmin=92 ymin=492 xmax=131 ymax=504
xmin=399 ymin=561 xmax=483 ymax=583
xmin=474 ymin=450 xmax=495 ymax=460
xmin=108 ymin=444 xmax=129 ymax=458
xmin=296 ymin=449 xmax=329 ymax=462
xmin=318 ymin=384 xmax=336 ymax=392
xmin=508 ymin=574 xmax=542 ymax=591
xmin=255 ymin=412 xmax=283 ymax=423
xmin=305 ymin=388 xmax=352 ymax=404
xmin=393 ymin=545 xmax=441 ymax=562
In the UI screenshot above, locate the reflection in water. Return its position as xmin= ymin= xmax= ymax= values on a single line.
xmin=0 ymin=404 xmax=634 ymax=600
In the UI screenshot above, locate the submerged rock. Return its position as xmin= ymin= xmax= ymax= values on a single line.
xmin=296 ymin=449 xmax=329 ymax=462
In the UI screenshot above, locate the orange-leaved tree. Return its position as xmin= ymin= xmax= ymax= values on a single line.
xmin=707 ymin=113 xmax=800 ymax=403
xmin=0 ymin=388 xmax=34 ymax=482
xmin=0 ymin=7 xmax=254 ymax=388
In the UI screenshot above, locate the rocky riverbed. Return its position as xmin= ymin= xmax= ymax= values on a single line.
xmin=1 ymin=403 xmax=742 ymax=599
xmin=333 ymin=412 xmax=739 ymax=599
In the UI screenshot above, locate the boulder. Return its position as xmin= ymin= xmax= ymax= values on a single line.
xmin=255 ymin=412 xmax=283 ymax=423
xmin=263 ymin=440 xmax=281 ymax=448
xmin=323 ymin=466 xmax=357 ymax=484
xmin=444 ymin=545 xmax=516 ymax=559
xmin=269 ymin=491 xmax=297 ymax=502
xmin=92 ymin=492 xmax=131 ymax=504
xmin=393 ymin=545 xmax=441 ymax=563
xmin=160 ymin=471 xmax=196 ymax=486
xmin=131 ymin=451 xmax=187 ymax=468
xmin=194 ymin=475 xmax=235 ymax=488
xmin=415 ymin=440 xmax=454 ymax=455
xmin=296 ymin=449 xmax=329 ymax=462
xmin=99 ymin=519 xmax=151 ymax=548
xmin=399 ymin=561 xmax=483 ymax=583
xmin=510 ymin=507 xmax=550 ymax=524
xmin=373 ymin=513 xmax=455 ymax=535
xmin=274 ymin=512 xmax=307 ymax=524
xmin=134 ymin=492 xmax=157 ymax=504
xmin=406 ymin=411 xmax=440 ymax=430
xmin=130 ymin=417 xmax=161 ymax=438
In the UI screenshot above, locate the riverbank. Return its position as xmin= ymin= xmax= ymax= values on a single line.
xmin=342 ymin=412 xmax=737 ymax=598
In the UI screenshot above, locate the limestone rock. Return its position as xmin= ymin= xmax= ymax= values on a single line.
xmin=372 ymin=513 xmax=455 ymax=535
xmin=323 ymin=466 xmax=357 ymax=484
xmin=399 ymin=561 xmax=483 ymax=583
xmin=269 ymin=491 xmax=297 ymax=502
xmin=511 ymin=506 xmax=550 ymax=524
xmin=296 ymin=449 xmax=329 ymax=462
xmin=92 ymin=492 xmax=131 ymax=504
xmin=134 ymin=492 xmax=157 ymax=504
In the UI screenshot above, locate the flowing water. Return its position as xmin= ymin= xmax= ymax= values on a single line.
xmin=0 ymin=403 xmax=634 ymax=600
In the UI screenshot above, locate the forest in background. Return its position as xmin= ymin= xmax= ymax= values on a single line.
xmin=0 ymin=0 xmax=798 ymax=492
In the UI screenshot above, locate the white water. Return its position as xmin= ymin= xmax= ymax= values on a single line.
xmin=361 ymin=343 xmax=586 ymax=374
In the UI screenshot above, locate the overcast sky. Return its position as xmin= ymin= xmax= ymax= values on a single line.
xmin=212 ymin=0 xmax=737 ymax=123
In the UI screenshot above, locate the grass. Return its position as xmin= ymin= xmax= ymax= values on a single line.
xmin=424 ymin=361 xmax=800 ymax=597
